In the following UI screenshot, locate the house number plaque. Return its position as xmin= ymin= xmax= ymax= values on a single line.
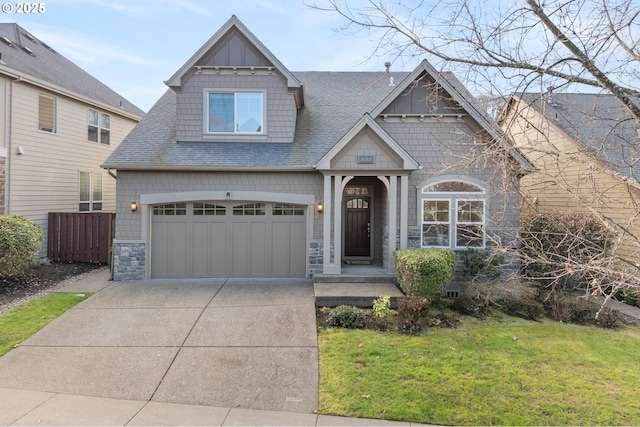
xmin=358 ymin=155 xmax=375 ymax=164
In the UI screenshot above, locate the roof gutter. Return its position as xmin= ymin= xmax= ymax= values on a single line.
xmin=100 ymin=164 xmax=317 ymax=172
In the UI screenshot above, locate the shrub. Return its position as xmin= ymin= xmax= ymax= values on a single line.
xmin=372 ymin=295 xmax=391 ymax=318
xmin=397 ymin=296 xmax=430 ymax=334
xmin=451 ymin=295 xmax=480 ymax=316
xmin=0 ymin=215 xmax=44 ymax=278
xmin=548 ymin=297 xmax=622 ymax=328
xmin=394 ymin=248 xmax=456 ymax=302
xmin=498 ymin=297 xmax=545 ymax=321
xmin=328 ymin=305 xmax=365 ymax=329
xmin=462 ymin=249 xmax=504 ymax=282
xmin=520 ymin=211 xmax=615 ymax=294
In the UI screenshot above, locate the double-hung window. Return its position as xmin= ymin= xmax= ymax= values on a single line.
xmin=88 ymin=109 xmax=111 ymax=144
xmin=207 ymin=91 xmax=263 ymax=134
xmin=38 ymin=94 xmax=57 ymax=133
xmin=421 ymin=180 xmax=486 ymax=248
xmin=79 ymin=172 xmax=103 ymax=212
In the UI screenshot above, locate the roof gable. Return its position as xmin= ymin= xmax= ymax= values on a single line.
xmin=165 ymin=15 xmax=302 ymax=92
xmin=369 ymin=59 xmax=533 ymax=173
xmin=315 ymin=114 xmax=419 ymax=171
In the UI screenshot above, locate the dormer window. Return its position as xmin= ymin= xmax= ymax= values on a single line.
xmin=206 ymin=90 xmax=264 ymax=134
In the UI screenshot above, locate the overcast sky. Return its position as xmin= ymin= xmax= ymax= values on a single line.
xmin=1 ymin=0 xmax=413 ymax=112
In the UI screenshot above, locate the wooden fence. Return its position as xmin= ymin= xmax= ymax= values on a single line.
xmin=47 ymin=212 xmax=115 ymax=263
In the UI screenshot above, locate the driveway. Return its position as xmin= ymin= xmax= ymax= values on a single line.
xmin=0 ymin=277 xmax=318 ymax=414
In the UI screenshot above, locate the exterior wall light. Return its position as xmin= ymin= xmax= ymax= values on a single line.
xmin=130 ymin=201 xmax=138 ymax=213
xmin=316 ymin=202 xmax=324 ymax=213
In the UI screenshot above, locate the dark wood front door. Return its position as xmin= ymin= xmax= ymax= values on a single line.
xmin=344 ymin=196 xmax=371 ymax=257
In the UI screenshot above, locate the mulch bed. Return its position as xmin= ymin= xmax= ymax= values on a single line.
xmin=0 ymin=262 xmax=106 ymax=314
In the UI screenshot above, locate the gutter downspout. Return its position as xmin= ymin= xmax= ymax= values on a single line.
xmin=107 ymin=168 xmax=117 ymax=180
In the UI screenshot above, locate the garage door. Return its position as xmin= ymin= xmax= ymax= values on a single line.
xmin=151 ymin=202 xmax=307 ymax=278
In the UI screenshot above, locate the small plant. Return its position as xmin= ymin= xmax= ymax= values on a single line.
xmin=397 ymin=296 xmax=430 ymax=334
xmin=0 ymin=215 xmax=44 ymax=279
xmin=372 ymin=295 xmax=391 ymax=318
xmin=328 ymin=305 xmax=366 ymax=329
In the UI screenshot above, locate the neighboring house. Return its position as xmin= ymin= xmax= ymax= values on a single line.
xmin=0 ymin=23 xmax=144 ymax=256
xmin=500 ymin=92 xmax=640 ymax=264
xmin=103 ymin=15 xmax=532 ymax=281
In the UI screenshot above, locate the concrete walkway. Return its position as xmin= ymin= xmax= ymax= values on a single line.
xmin=0 ymin=269 xmax=422 ymax=426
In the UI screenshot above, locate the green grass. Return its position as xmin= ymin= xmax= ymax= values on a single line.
xmin=318 ymin=315 xmax=640 ymax=426
xmin=0 ymin=293 xmax=91 ymax=356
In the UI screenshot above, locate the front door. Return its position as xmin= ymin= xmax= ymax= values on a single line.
xmin=344 ymin=195 xmax=371 ymax=257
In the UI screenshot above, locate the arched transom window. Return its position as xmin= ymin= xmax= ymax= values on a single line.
xmin=420 ymin=179 xmax=486 ymax=248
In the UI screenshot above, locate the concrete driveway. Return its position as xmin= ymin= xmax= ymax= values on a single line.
xmin=0 ymin=276 xmax=319 ymax=422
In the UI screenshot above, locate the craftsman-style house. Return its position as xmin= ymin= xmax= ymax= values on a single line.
xmin=103 ymin=16 xmax=531 ymax=281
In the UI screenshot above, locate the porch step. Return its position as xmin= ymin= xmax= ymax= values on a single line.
xmin=313 ymin=273 xmax=397 ymax=284
xmin=314 ymin=282 xmax=404 ymax=308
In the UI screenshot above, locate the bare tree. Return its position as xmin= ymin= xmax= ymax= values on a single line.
xmin=310 ymin=0 xmax=640 ymax=121
xmin=311 ymin=0 xmax=640 ymax=309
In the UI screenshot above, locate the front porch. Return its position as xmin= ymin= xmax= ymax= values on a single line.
xmin=313 ymin=262 xmax=404 ymax=308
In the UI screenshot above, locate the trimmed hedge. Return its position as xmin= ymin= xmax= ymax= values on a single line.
xmin=394 ymin=248 xmax=456 ymax=301
xmin=0 ymin=215 xmax=44 ymax=278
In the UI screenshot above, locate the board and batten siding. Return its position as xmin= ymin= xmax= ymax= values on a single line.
xmin=5 ymin=81 xmax=139 ymax=256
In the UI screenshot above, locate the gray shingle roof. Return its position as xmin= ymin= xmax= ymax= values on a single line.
xmin=103 ymin=71 xmax=410 ymax=169
xmin=520 ymin=93 xmax=640 ymax=183
xmin=0 ymin=23 xmax=144 ymax=117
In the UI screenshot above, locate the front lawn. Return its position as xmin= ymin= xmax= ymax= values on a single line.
xmin=318 ymin=315 xmax=640 ymax=425
xmin=0 ymin=292 xmax=91 ymax=357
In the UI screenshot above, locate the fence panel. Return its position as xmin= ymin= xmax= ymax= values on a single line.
xmin=47 ymin=212 xmax=114 ymax=263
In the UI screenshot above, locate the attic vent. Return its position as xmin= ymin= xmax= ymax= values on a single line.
xmin=23 ymin=32 xmax=35 ymax=41
xmin=41 ymin=42 xmax=53 ymax=51
xmin=0 ymin=36 xmax=13 ymax=47
xmin=21 ymin=46 xmax=34 ymax=56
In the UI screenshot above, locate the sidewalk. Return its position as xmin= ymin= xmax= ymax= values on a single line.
xmin=0 ymin=269 xmax=426 ymax=426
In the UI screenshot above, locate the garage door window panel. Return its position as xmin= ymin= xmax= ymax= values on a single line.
xmin=153 ymin=203 xmax=187 ymax=216
xmin=194 ymin=203 xmax=226 ymax=216
xmin=233 ymin=203 xmax=266 ymax=216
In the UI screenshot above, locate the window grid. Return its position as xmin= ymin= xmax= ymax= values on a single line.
xmin=272 ymin=204 xmax=304 ymax=216
xmin=420 ymin=180 xmax=486 ymax=249
xmin=88 ymin=109 xmax=111 ymax=144
xmin=193 ymin=203 xmax=226 ymax=216
xmin=79 ymin=172 xmax=103 ymax=212
xmin=153 ymin=203 xmax=187 ymax=216
xmin=233 ymin=203 xmax=266 ymax=216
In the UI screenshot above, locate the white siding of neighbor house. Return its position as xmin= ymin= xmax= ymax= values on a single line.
xmin=5 ymin=80 xmax=139 ymax=255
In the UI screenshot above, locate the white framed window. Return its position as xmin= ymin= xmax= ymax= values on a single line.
xmin=206 ymin=91 xmax=264 ymax=134
xmin=38 ymin=94 xmax=57 ymax=133
xmin=88 ymin=109 xmax=110 ymax=144
xmin=79 ymin=172 xmax=103 ymax=212
xmin=420 ymin=179 xmax=486 ymax=249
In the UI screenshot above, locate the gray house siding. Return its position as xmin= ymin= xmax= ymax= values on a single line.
xmin=176 ymin=73 xmax=296 ymax=143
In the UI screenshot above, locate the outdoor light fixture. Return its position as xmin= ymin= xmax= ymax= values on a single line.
xmin=130 ymin=201 xmax=138 ymax=213
xmin=316 ymin=202 xmax=324 ymax=213
xmin=226 ymin=192 xmax=231 ymax=200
